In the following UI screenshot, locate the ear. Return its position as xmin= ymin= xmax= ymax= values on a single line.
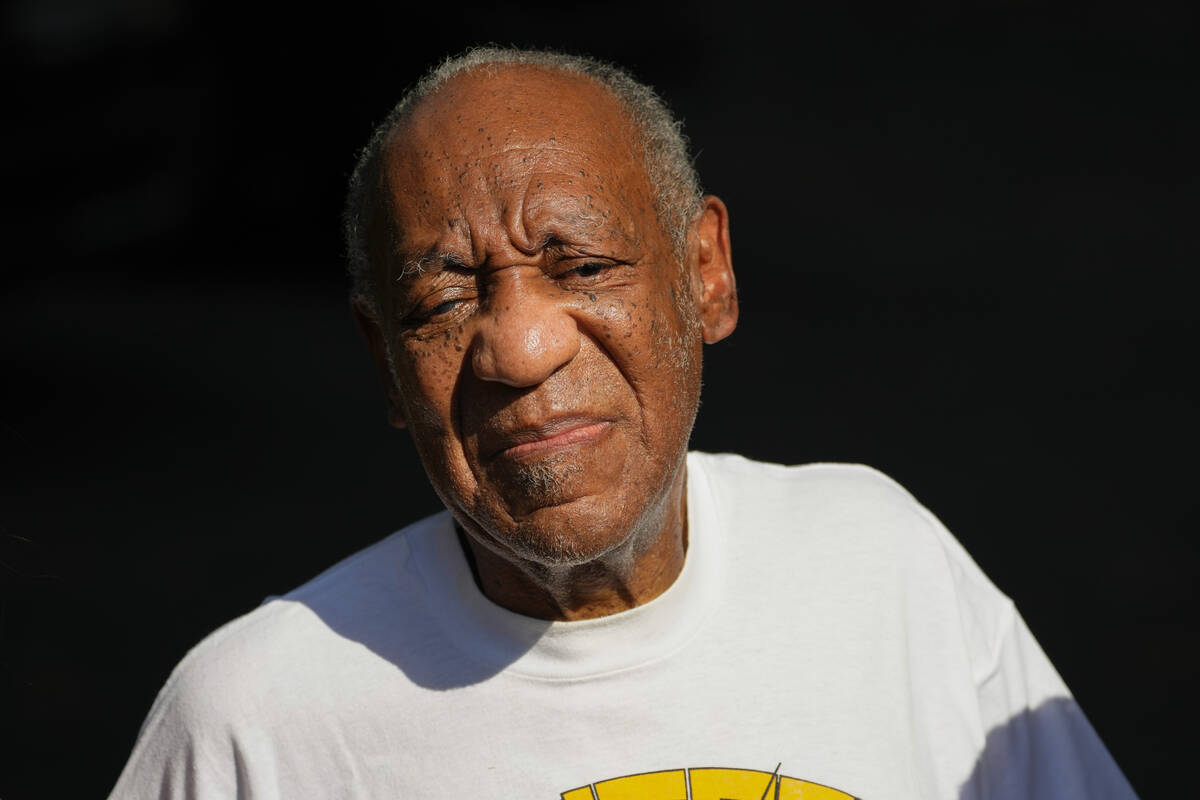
xmin=690 ymin=195 xmax=738 ymax=344
xmin=351 ymin=299 xmax=408 ymax=429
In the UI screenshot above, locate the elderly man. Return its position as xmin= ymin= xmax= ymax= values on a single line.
xmin=111 ymin=48 xmax=1135 ymax=799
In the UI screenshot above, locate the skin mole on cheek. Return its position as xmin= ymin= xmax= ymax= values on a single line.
xmin=588 ymin=293 xmax=597 ymax=302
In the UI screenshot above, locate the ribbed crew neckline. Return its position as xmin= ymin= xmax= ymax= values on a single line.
xmin=406 ymin=452 xmax=722 ymax=680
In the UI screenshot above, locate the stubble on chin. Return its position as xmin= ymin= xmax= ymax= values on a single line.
xmin=489 ymin=453 xmax=612 ymax=566
xmin=508 ymin=453 xmax=584 ymax=505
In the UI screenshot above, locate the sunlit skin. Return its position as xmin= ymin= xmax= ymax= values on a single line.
xmin=354 ymin=66 xmax=737 ymax=620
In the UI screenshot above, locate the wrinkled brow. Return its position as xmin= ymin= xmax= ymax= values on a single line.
xmin=394 ymin=248 xmax=470 ymax=281
xmin=394 ymin=230 xmax=608 ymax=281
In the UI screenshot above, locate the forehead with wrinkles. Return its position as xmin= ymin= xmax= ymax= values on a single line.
xmin=376 ymin=66 xmax=656 ymax=264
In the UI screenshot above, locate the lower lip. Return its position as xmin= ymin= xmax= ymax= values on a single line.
xmin=501 ymin=422 xmax=610 ymax=459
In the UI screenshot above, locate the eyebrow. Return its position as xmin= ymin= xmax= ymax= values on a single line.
xmin=394 ymin=248 xmax=471 ymax=281
xmin=392 ymin=224 xmax=628 ymax=284
xmin=536 ymin=233 xmax=572 ymax=256
xmin=395 ymin=235 xmax=579 ymax=280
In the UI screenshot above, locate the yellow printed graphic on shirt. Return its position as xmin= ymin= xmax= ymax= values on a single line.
xmin=561 ymin=766 xmax=857 ymax=799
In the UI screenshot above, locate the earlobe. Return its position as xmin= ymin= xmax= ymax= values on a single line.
xmin=383 ymin=391 xmax=408 ymax=430
xmin=350 ymin=299 xmax=409 ymax=430
xmin=692 ymin=195 xmax=738 ymax=345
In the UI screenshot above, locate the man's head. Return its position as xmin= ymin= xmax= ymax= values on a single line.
xmin=346 ymin=48 xmax=736 ymax=586
xmin=345 ymin=48 xmax=705 ymax=319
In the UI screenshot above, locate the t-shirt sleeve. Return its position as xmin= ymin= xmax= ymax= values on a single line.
xmin=108 ymin=662 xmax=250 ymax=800
xmin=965 ymin=607 xmax=1139 ymax=800
xmin=107 ymin=686 xmax=239 ymax=800
xmin=106 ymin=613 xmax=273 ymax=800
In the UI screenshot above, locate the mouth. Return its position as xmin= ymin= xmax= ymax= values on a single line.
xmin=492 ymin=417 xmax=612 ymax=460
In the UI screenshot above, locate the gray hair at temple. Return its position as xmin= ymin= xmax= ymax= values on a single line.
xmin=342 ymin=46 xmax=704 ymax=317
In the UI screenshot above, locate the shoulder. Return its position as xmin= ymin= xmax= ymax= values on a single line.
xmin=691 ymin=450 xmax=997 ymax=581
xmin=122 ymin=512 xmax=448 ymax=751
xmin=689 ymin=451 xmax=1013 ymax=676
xmin=690 ymin=450 xmax=919 ymax=499
xmin=110 ymin=512 xmax=454 ymax=797
xmin=689 ymin=450 xmax=951 ymax=538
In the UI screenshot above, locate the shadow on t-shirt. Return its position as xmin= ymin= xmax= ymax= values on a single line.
xmin=282 ymin=550 xmax=549 ymax=690
xmin=959 ymin=697 xmax=1137 ymax=799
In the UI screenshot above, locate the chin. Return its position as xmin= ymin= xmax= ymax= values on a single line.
xmin=480 ymin=443 xmax=620 ymax=516
xmin=497 ymin=453 xmax=586 ymax=506
xmin=496 ymin=493 xmax=640 ymax=567
xmin=452 ymin=435 xmax=689 ymax=567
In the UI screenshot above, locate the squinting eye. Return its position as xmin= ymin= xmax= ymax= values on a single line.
xmin=427 ymin=299 xmax=462 ymax=317
xmin=570 ymin=263 xmax=608 ymax=278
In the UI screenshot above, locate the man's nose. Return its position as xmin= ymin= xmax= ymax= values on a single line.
xmin=470 ymin=278 xmax=581 ymax=387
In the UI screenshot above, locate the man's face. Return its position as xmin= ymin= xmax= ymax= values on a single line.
xmin=362 ymin=67 xmax=733 ymax=568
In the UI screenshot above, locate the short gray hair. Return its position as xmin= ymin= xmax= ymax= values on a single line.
xmin=342 ymin=46 xmax=704 ymax=316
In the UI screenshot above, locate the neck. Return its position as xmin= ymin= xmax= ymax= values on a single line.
xmin=457 ymin=465 xmax=689 ymax=621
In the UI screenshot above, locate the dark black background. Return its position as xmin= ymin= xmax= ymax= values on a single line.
xmin=2 ymin=2 xmax=1196 ymax=797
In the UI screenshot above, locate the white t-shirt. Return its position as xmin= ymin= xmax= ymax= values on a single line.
xmin=110 ymin=453 xmax=1137 ymax=799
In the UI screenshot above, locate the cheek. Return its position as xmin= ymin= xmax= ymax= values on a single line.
xmin=582 ymin=292 xmax=649 ymax=372
xmin=653 ymin=286 xmax=701 ymax=372
xmin=394 ymin=328 xmax=468 ymax=431
xmin=589 ymin=282 xmax=700 ymax=398
xmin=634 ymin=282 xmax=703 ymax=429
xmin=624 ymin=276 xmax=695 ymax=352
